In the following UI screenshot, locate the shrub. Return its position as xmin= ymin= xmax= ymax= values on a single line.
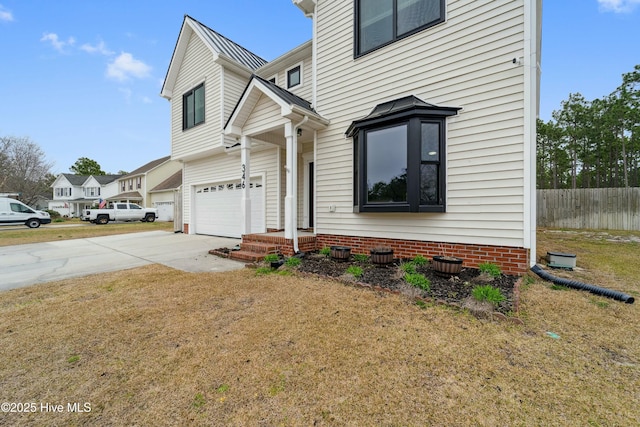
xmin=353 ymin=253 xmax=369 ymax=263
xmin=263 ymin=253 xmax=280 ymax=263
xmin=405 ymin=272 xmax=430 ymax=291
xmin=413 ymin=255 xmax=428 ymax=266
xmin=285 ymin=256 xmax=301 ymax=268
xmin=478 ymin=262 xmax=501 ymax=278
xmin=319 ymin=247 xmax=331 ymax=256
xmin=400 ymin=262 xmax=417 ymax=275
xmin=472 ymin=285 xmax=506 ymax=306
xmin=44 ymin=209 xmax=61 ymax=219
xmin=346 ymin=265 xmax=363 ymax=278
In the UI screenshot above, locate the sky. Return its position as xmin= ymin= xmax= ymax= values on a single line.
xmin=0 ymin=0 xmax=639 ymax=175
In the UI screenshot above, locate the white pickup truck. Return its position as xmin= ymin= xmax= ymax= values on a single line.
xmin=84 ymin=203 xmax=158 ymax=225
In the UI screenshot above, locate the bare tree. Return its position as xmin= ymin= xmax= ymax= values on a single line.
xmin=0 ymin=136 xmax=55 ymax=205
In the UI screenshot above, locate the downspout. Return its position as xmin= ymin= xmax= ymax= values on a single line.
xmin=309 ymin=9 xmax=317 ymax=109
xmin=292 ymin=115 xmax=309 ymax=253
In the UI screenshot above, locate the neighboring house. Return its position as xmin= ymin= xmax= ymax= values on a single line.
xmin=49 ymin=174 xmax=122 ymax=217
xmin=161 ymin=0 xmax=542 ymax=274
xmin=149 ymin=169 xmax=182 ymax=222
xmin=110 ymin=155 xmax=182 ymax=209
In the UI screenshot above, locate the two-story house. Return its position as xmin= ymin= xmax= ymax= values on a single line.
xmin=161 ymin=0 xmax=542 ymax=274
xmin=110 ymin=155 xmax=182 ymax=211
xmin=49 ymin=173 xmax=122 ymax=217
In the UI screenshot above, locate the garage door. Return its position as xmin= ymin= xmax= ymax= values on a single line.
xmin=194 ymin=178 xmax=264 ymax=237
xmin=155 ymin=201 xmax=174 ymax=222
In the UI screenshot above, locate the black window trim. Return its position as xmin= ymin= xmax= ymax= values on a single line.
xmin=182 ymin=82 xmax=205 ymax=130
xmin=354 ymin=0 xmax=446 ymax=58
xmin=349 ymin=102 xmax=460 ymax=214
xmin=287 ymin=64 xmax=302 ymax=89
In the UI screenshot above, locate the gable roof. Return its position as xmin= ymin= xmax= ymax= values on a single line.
xmin=123 ymin=155 xmax=172 ymax=178
xmin=150 ymin=170 xmax=182 ymax=192
xmin=92 ymin=175 xmax=123 ymax=185
xmin=61 ymin=173 xmax=88 ymax=186
xmin=225 ymin=75 xmax=328 ymax=137
xmin=161 ymin=15 xmax=267 ymax=99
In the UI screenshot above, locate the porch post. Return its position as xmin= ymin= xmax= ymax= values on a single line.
xmin=240 ymin=135 xmax=252 ymax=235
xmin=284 ymin=122 xmax=294 ymax=239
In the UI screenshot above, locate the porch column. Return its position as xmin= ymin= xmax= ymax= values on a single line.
xmin=284 ymin=122 xmax=295 ymax=239
xmin=240 ymin=135 xmax=252 ymax=235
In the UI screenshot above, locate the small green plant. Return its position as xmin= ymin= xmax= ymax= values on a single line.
xmin=353 ymin=253 xmax=369 ymax=262
xmin=319 ymin=247 xmax=331 ymax=256
xmin=346 ymin=265 xmax=363 ymax=278
xmin=405 ymin=272 xmax=430 ymax=291
xmin=472 ymin=285 xmax=506 ymax=306
xmin=217 ymin=384 xmax=230 ymax=393
xmin=67 ymin=355 xmax=80 ymax=363
xmin=192 ymin=393 xmax=206 ymax=408
xmin=285 ymin=256 xmax=301 ymax=267
xmin=400 ymin=262 xmax=417 ymax=274
xmin=413 ymin=254 xmax=428 ymax=266
xmin=415 ymin=299 xmax=427 ymax=309
xmin=478 ymin=262 xmax=501 ymax=278
xmin=263 ymin=253 xmax=280 ymax=263
xmin=269 ymin=374 xmax=286 ymax=396
xmin=255 ymin=266 xmax=273 ymax=276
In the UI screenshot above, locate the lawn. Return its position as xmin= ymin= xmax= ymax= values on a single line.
xmin=0 ymin=228 xmax=638 ymax=425
xmin=0 ymin=219 xmax=174 ymax=247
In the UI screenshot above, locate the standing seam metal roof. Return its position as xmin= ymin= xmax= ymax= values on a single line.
xmin=186 ymin=15 xmax=267 ymax=71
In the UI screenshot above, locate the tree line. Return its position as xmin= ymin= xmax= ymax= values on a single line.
xmin=537 ymin=65 xmax=640 ymax=189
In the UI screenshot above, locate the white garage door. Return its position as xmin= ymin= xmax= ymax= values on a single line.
xmin=155 ymin=201 xmax=174 ymax=222
xmin=194 ymin=178 xmax=264 ymax=238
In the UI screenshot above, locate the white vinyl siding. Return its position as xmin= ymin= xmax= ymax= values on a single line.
xmin=171 ymin=32 xmax=223 ymax=160
xmin=315 ymin=0 xmax=527 ymax=247
xmin=243 ymin=94 xmax=289 ymax=135
xmin=223 ymin=69 xmax=250 ymax=124
xmin=183 ymin=148 xmax=279 ymax=232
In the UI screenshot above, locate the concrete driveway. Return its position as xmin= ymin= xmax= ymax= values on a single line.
xmin=0 ymin=231 xmax=246 ymax=291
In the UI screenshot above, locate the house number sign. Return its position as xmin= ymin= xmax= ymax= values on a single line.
xmin=241 ymin=164 xmax=246 ymax=189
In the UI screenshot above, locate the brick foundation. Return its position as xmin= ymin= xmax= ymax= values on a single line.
xmin=316 ymin=234 xmax=529 ymax=275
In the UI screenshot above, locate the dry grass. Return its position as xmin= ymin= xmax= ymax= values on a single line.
xmin=0 ymin=229 xmax=638 ymax=426
xmin=0 ymin=220 xmax=173 ymax=247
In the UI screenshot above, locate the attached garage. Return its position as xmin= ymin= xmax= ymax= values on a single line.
xmin=154 ymin=201 xmax=174 ymax=222
xmin=193 ymin=178 xmax=264 ymax=237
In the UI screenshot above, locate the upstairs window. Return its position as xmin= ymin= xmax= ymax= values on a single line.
xmin=287 ymin=65 xmax=301 ymax=89
xmin=355 ymin=0 xmax=445 ymax=57
xmin=183 ymin=83 xmax=205 ymax=130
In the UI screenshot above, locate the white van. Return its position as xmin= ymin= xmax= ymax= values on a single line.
xmin=0 ymin=197 xmax=52 ymax=228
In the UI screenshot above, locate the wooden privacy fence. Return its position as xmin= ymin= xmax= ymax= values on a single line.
xmin=537 ymin=188 xmax=640 ymax=230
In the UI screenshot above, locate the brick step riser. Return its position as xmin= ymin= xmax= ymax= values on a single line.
xmin=240 ymin=243 xmax=279 ymax=254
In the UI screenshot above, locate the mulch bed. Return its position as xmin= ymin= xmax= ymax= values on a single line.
xmin=296 ymin=253 xmax=520 ymax=316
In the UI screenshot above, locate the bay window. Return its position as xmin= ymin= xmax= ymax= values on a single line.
xmin=347 ymin=95 xmax=460 ymax=213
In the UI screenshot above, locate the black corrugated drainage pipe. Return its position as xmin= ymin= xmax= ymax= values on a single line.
xmin=531 ymin=264 xmax=634 ymax=304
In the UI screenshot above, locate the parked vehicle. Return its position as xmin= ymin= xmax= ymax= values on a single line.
xmin=0 ymin=197 xmax=52 ymax=228
xmin=84 ymin=203 xmax=158 ymax=225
